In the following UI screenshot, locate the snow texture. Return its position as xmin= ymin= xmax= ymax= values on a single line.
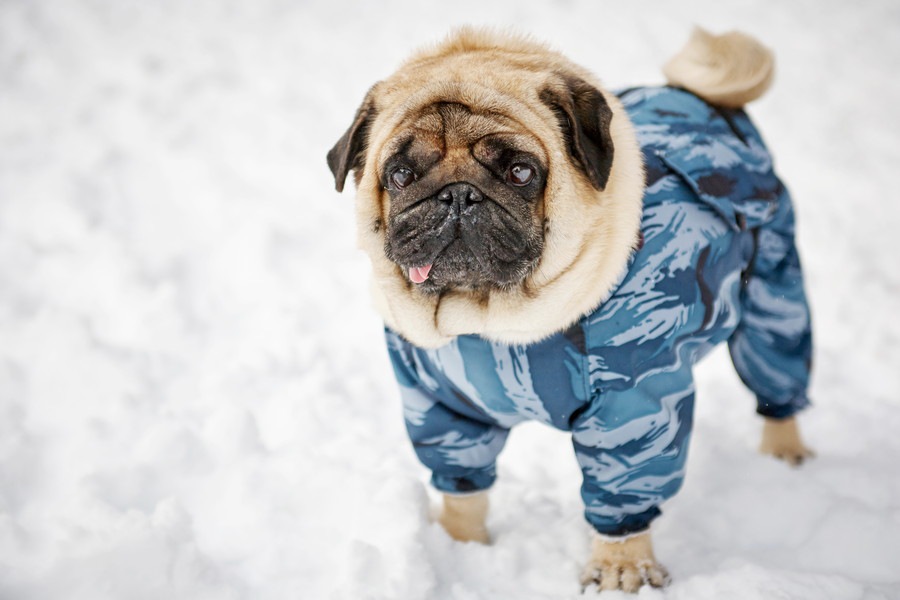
xmin=1 ymin=1 xmax=899 ymax=598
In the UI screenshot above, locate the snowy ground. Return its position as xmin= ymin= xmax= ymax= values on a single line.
xmin=1 ymin=1 xmax=899 ymax=598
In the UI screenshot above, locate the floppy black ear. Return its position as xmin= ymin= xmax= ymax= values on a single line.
xmin=327 ymin=88 xmax=378 ymax=193
xmin=540 ymin=76 xmax=615 ymax=190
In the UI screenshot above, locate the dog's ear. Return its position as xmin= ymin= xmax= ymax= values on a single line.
xmin=540 ymin=76 xmax=615 ymax=190
xmin=327 ymin=87 xmax=378 ymax=193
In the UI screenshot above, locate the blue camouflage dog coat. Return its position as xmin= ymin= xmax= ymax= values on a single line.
xmin=385 ymin=86 xmax=813 ymax=538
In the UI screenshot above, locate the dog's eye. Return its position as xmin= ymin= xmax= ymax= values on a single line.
xmin=508 ymin=163 xmax=534 ymax=186
xmin=389 ymin=167 xmax=415 ymax=189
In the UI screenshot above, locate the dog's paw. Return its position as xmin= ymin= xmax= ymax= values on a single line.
xmin=580 ymin=533 xmax=670 ymax=593
xmin=764 ymin=444 xmax=816 ymax=466
xmin=438 ymin=513 xmax=490 ymax=544
xmin=759 ymin=416 xmax=815 ymax=466
xmin=581 ymin=560 xmax=669 ymax=593
xmin=438 ymin=493 xmax=490 ymax=544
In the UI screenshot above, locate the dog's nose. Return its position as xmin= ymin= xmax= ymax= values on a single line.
xmin=437 ymin=182 xmax=484 ymax=210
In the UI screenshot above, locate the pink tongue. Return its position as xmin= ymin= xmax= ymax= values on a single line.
xmin=408 ymin=264 xmax=433 ymax=284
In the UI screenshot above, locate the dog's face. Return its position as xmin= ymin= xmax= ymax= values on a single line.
xmin=327 ymin=34 xmax=617 ymax=297
xmin=380 ymin=103 xmax=548 ymax=293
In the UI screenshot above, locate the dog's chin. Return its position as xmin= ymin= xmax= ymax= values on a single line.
xmin=410 ymin=267 xmax=527 ymax=295
xmin=396 ymin=241 xmax=540 ymax=295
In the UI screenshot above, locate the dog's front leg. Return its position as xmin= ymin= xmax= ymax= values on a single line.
xmin=438 ymin=492 xmax=490 ymax=544
xmin=759 ymin=415 xmax=814 ymax=465
xmin=580 ymin=531 xmax=669 ymax=592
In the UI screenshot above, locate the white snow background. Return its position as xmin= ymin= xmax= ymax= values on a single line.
xmin=1 ymin=1 xmax=899 ymax=599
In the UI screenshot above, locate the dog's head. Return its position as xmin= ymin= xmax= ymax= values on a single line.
xmin=358 ymin=101 xmax=550 ymax=293
xmin=328 ymin=31 xmax=616 ymax=294
xmin=326 ymin=29 xmax=643 ymax=346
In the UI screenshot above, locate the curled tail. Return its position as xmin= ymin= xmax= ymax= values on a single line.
xmin=663 ymin=27 xmax=774 ymax=108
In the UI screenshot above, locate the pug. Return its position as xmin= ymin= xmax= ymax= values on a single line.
xmin=327 ymin=27 xmax=814 ymax=592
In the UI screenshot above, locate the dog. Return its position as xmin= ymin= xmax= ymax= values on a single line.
xmin=327 ymin=27 xmax=814 ymax=592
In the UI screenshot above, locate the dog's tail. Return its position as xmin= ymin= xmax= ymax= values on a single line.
xmin=663 ymin=27 xmax=774 ymax=108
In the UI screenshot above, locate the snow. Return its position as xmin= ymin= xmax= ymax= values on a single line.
xmin=1 ymin=0 xmax=899 ymax=598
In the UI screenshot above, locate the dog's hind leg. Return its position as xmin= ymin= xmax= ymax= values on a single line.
xmin=760 ymin=415 xmax=814 ymax=465
xmin=726 ymin=178 xmax=814 ymax=462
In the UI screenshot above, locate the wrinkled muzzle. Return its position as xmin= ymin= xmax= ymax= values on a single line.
xmin=385 ymin=181 xmax=543 ymax=293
